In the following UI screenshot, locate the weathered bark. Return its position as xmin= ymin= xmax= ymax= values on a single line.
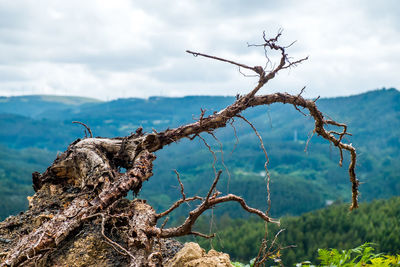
xmin=1 ymin=138 xmax=157 ymax=266
xmin=0 ymin=33 xmax=359 ymax=266
xmin=0 ymin=139 xmax=180 ymax=266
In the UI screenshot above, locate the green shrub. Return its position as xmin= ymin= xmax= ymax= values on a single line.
xmin=296 ymin=243 xmax=400 ymax=267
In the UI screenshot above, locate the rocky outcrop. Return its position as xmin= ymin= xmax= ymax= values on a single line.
xmin=166 ymin=242 xmax=233 ymax=267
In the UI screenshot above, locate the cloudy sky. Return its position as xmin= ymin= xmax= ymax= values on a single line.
xmin=0 ymin=0 xmax=399 ymax=100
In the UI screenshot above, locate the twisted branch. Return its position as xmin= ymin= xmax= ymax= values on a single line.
xmin=149 ymin=170 xmax=278 ymax=239
xmin=1 ymin=32 xmax=359 ymax=267
xmin=152 ymin=35 xmax=358 ymax=209
xmin=72 ymin=121 xmax=93 ymax=138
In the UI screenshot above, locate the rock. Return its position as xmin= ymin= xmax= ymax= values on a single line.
xmin=166 ymin=242 xmax=233 ymax=267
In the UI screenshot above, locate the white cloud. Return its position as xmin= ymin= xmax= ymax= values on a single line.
xmin=0 ymin=0 xmax=399 ymax=100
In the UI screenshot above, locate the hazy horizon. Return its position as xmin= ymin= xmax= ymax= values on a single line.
xmin=1 ymin=87 xmax=397 ymax=102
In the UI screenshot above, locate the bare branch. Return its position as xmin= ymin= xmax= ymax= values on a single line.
xmin=156 ymin=192 xmax=278 ymax=238
xmin=248 ymin=94 xmax=359 ymax=209
xmin=238 ymin=66 xmax=259 ymax=77
xmin=206 ymin=170 xmax=223 ymax=200
xmin=152 ymin=90 xmax=359 ymax=210
xmin=236 ymin=114 xmax=272 ymax=214
xmin=174 ymin=169 xmax=186 ymax=200
xmin=254 ymin=228 xmax=294 ymax=267
xmin=236 ymin=115 xmax=269 ymax=165
xmin=160 ymin=217 xmax=169 ymax=230
xmin=197 ymin=134 xmax=217 ymax=176
xmin=216 ymin=194 xmax=278 ymax=223
xmin=228 ymin=118 xmax=239 ymax=156
xmin=304 ymin=130 xmax=315 ymax=153
xmin=293 ymin=87 xmax=308 ymax=116
xmin=326 ymin=119 xmax=351 ymax=143
xmin=154 ymin=170 xmax=205 ymax=219
xmin=149 ymin=171 xmax=278 ymax=239
xmin=190 ymin=231 xmax=215 ymax=239
xmin=186 ymin=50 xmax=259 ymax=75
xmin=72 ymin=121 xmax=93 ymax=138
xmin=155 ymin=196 xmax=202 ymax=219
xmin=1 ymin=31 xmax=360 ymax=266
xmin=209 ymin=132 xmax=231 ymax=192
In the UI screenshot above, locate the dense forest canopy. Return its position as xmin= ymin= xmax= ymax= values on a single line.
xmin=191 ymin=197 xmax=400 ymax=265
xmin=0 ymin=88 xmax=399 ymax=221
xmin=0 ymin=88 xmax=399 ymax=265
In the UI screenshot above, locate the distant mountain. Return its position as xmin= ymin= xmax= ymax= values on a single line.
xmin=0 ymin=88 xmax=398 ymax=220
xmin=0 ymin=95 xmax=101 ymax=119
xmin=1 ymin=89 xmax=398 ymax=150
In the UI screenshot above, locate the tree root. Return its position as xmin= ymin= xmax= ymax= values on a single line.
xmin=0 ymin=32 xmax=358 ymax=266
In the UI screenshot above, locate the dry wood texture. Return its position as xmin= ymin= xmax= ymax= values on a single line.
xmin=0 ymin=32 xmax=358 ymax=266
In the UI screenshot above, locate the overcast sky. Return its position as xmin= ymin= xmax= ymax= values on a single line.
xmin=0 ymin=0 xmax=399 ymax=100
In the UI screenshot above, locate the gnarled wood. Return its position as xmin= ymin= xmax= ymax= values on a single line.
xmin=0 ymin=32 xmax=358 ymax=266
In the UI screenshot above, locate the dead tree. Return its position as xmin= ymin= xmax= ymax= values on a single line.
xmin=0 ymin=32 xmax=358 ymax=267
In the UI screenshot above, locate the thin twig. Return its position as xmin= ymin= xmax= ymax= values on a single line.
xmin=173 ymin=169 xmax=186 ymax=200
xmin=190 ymin=231 xmax=215 ymax=239
xmin=72 ymin=121 xmax=93 ymax=138
xmin=236 ymin=114 xmax=272 ymax=214
xmin=229 ymin=118 xmax=239 ymax=156
xmin=186 ymin=50 xmax=258 ymax=75
xmin=152 ymin=169 xmax=278 ymax=239
xmin=160 ymin=217 xmax=169 ymax=230
xmin=304 ymin=130 xmax=315 ymax=153
xmin=206 ymin=170 xmax=223 ymax=200
xmin=198 ymin=134 xmax=217 ymax=176
xmin=209 ymin=132 xmax=231 ymax=193
xmin=155 ymin=196 xmax=202 ymax=219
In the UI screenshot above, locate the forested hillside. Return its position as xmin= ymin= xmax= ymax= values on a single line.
xmin=0 ymin=88 xmax=399 ymax=221
xmin=191 ymin=197 xmax=400 ymax=265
